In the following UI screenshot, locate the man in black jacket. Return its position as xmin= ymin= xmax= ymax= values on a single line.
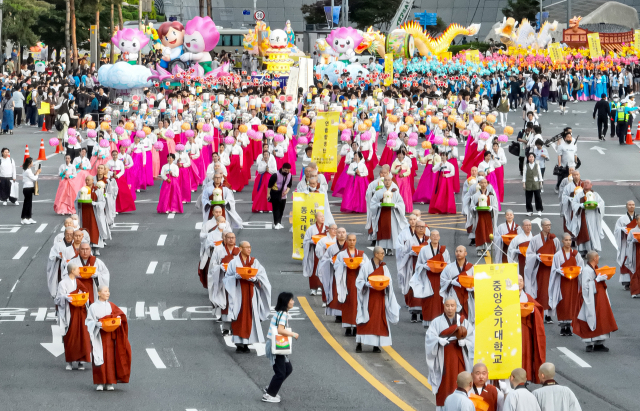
xmin=593 ymin=93 xmax=610 ymax=141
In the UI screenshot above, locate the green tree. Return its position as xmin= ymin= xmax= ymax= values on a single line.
xmin=427 ymin=17 xmax=448 ymax=37
xmin=348 ymin=0 xmax=402 ymax=31
xmin=502 ymin=0 xmax=540 ymax=23
xmin=2 ymin=0 xmax=52 ymax=48
xmin=301 ymin=0 xmax=334 ymax=26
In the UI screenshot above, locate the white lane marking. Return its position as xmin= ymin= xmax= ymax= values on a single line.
xmin=146 ymin=348 xmax=167 ymax=369
xmin=157 ymin=234 xmax=167 ymax=246
xmin=195 ymin=222 xmax=203 ymax=230
xmin=146 ymin=261 xmax=158 ymax=274
xmin=590 ymin=146 xmax=607 ymax=155
xmin=12 ymin=246 xmax=28 ymax=260
xmin=0 ymin=225 xmax=20 ymax=233
xmin=557 ymin=347 xmax=591 ymax=368
xmin=602 ymin=221 xmax=618 ymax=251
xmin=10 ymin=280 xmax=19 ymax=292
xmin=41 ymin=324 xmax=65 ymax=357
xmin=168 ymin=213 xmax=175 ymax=219
xmin=35 ymin=223 xmax=48 ymax=233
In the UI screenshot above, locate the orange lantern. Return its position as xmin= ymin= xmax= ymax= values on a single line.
xmin=143 ymin=126 xmax=151 ymax=135
xmin=196 ymin=123 xmax=204 ymax=131
xmin=486 ymin=114 xmax=496 ymax=124
xmin=504 ymin=126 xmax=514 ymax=136
xmin=399 ymin=125 xmax=409 ymax=132
xmin=258 ymin=124 xmax=267 ymax=132
xmin=438 ymin=120 xmax=447 ymax=129
xmin=338 ymin=123 xmax=347 ymax=131
xmin=418 ymin=125 xmax=427 ymax=134
xmin=430 ymin=117 xmax=440 ymax=125
xmin=238 ymin=124 xmax=248 ymax=133
xmin=100 ymin=121 xmax=110 ymax=130
xmin=473 ymin=115 xmax=482 ymax=124
xmin=124 ymin=122 xmax=135 ymax=131
xmin=87 ymin=121 xmax=96 ymax=130
xmin=181 ymin=123 xmax=191 ymax=131
xmin=358 ymin=123 xmax=368 ymax=132
xmin=345 ymin=120 xmax=354 ymax=128
xmin=364 ymin=119 xmax=372 ymax=128
xmin=388 ymin=115 xmax=398 ymax=124
xmin=277 ymin=125 xmax=287 ymax=134
xmin=456 ymin=120 xmax=466 ymax=129
xmin=301 ymin=117 xmax=311 ymax=126
xmin=421 ymin=141 xmax=432 ymax=149
xmin=447 ymin=115 xmax=456 ymax=124
xmin=484 ymin=125 xmax=496 ymax=135
xmin=405 ymin=116 xmax=414 ymax=125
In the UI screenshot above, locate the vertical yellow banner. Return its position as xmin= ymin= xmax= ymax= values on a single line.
xmin=547 ymin=43 xmax=564 ymax=63
xmin=292 ymin=192 xmax=326 ymax=260
xmin=635 ymin=30 xmax=640 ymax=53
xmin=473 ymin=263 xmax=522 ymax=379
xmin=311 ymin=111 xmax=339 ymax=173
xmin=465 ymin=49 xmax=480 ymax=64
xmin=384 ymin=55 xmax=393 ymax=87
xmin=587 ymin=33 xmax=602 ymax=59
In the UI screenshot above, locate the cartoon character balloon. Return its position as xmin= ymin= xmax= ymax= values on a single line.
xmin=180 ymin=16 xmax=220 ymax=73
xmin=326 ymin=27 xmax=363 ymax=63
xmin=157 ymin=21 xmax=185 ymax=70
xmin=269 ymin=29 xmax=289 ymax=49
xmin=111 ymin=28 xmax=150 ymax=63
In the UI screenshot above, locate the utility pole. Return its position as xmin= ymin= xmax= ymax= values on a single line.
xmin=110 ymin=3 xmax=115 ymax=63
xmin=138 ymin=0 xmax=143 ymax=65
xmin=330 ymin=0 xmax=334 ymax=28
xmin=567 ymin=0 xmax=571 ymax=27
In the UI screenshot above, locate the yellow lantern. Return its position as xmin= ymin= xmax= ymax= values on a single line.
xmin=238 ymin=124 xmax=248 ymax=133
xmin=405 ymin=116 xmax=414 ymax=125
xmin=473 ymin=115 xmax=482 ymax=124
xmin=486 ymin=114 xmax=496 ymax=124
xmin=438 ymin=120 xmax=447 ymax=129
xmin=421 ymin=141 xmax=432 ymax=149
xmin=388 ymin=115 xmax=398 ymax=124
xmin=447 ymin=115 xmax=456 ymax=124
xmin=504 ymin=126 xmax=514 ymax=136
xmin=100 ymin=121 xmax=110 ymax=130
xmin=418 ymin=125 xmax=427 ymax=134
xmin=399 ymin=125 xmax=409 ymax=132
xmin=258 ymin=124 xmax=267 ymax=132
xmin=338 ymin=123 xmax=347 ymax=131
xmin=456 ymin=120 xmax=466 ymax=130
xmin=87 ymin=121 xmax=96 ymax=130
xmin=181 ymin=123 xmax=191 ymax=131
xmin=124 ymin=122 xmax=135 ymax=131
xmin=345 ymin=120 xmax=354 ymax=128
xmin=364 ymin=119 xmax=372 ymax=128
xmin=430 ymin=117 xmax=440 ymax=125
xmin=196 ymin=123 xmax=204 ymax=131
xmin=485 ymin=125 xmax=496 ymax=135
xmin=277 ymin=125 xmax=287 ymax=134
xmin=143 ymin=126 xmax=151 ymax=135
xmin=301 ymin=117 xmax=311 ymax=126
xmin=358 ymin=123 xmax=368 ymax=132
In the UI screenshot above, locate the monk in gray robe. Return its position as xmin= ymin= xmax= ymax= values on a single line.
xmin=569 ymin=180 xmax=604 ymax=256
xmin=617 ymin=202 xmax=638 ymax=291
xmin=533 ymin=363 xmax=582 ymax=411
xmin=366 ymin=166 xmax=397 ymax=245
xmin=302 ymin=211 xmax=327 ymax=295
xmin=318 ymin=228 xmax=347 ymax=319
xmin=398 ymin=220 xmax=432 ymax=323
xmin=442 ymin=372 xmax=474 ymax=411
xmin=370 ymin=174 xmax=408 ymax=256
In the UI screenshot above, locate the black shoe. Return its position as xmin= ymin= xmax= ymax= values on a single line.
xmin=559 ymin=326 xmax=567 ymax=336
xmin=335 ymin=316 xmax=342 ymax=323
xmin=370 ymin=241 xmax=376 ymax=246
xmin=469 ymin=239 xmax=476 ymax=246
xmin=235 ymin=345 xmax=246 ymax=353
xmin=373 ymin=346 xmax=382 ymax=353
xmin=565 ymin=328 xmax=573 ymax=336
xmin=222 ymin=329 xmax=230 ymax=336
xmin=352 ymin=327 xmax=357 ymax=336
xmin=624 ymin=283 xmax=631 ymax=291
xmin=544 ymin=315 xmax=553 ymax=324
xmin=586 ymin=345 xmax=594 ymax=352
xmin=419 ymin=313 xmax=423 ymax=321
xmin=411 ymin=313 xmax=418 ymax=323
xmin=594 ymin=344 xmax=609 ymax=352
xmin=355 ymin=343 xmax=362 ymax=353
xmin=345 ymin=328 xmax=352 ymax=336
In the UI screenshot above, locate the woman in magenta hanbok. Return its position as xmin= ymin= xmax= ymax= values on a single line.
xmin=157 ymin=154 xmax=183 ymax=213
xmin=391 ymin=150 xmax=414 ymax=213
xmin=185 ymin=134 xmax=202 ymax=189
xmin=175 ymin=146 xmax=193 ymax=203
xmin=429 ymin=152 xmax=457 ymax=214
xmin=413 ymin=149 xmax=436 ymax=204
xmin=127 ymin=135 xmax=147 ymax=193
xmin=477 ymin=150 xmax=503 ymax=211
xmin=107 ymin=150 xmax=136 ymax=213
xmin=340 ymin=152 xmax=369 ymax=213
xmin=331 ymin=133 xmax=352 ymax=192
xmin=332 ymin=141 xmax=358 ymax=198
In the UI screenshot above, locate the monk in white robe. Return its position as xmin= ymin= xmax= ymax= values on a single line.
xmin=201 ymin=172 xmax=243 ymax=229
xmin=199 ymin=205 xmax=224 ymax=256
xmin=397 ymin=214 xmax=418 ymax=248
xmin=549 ymin=233 xmax=584 ymax=336
xmin=366 ymin=166 xmax=397 ymax=245
xmin=440 ymin=246 xmax=475 ymax=324
xmin=53 ymin=217 xmax=89 ymax=244
xmin=302 ymin=211 xmax=327 ymax=295
xmin=411 ymin=229 xmax=451 ymax=327
xmin=398 ymin=220 xmax=432 ymax=322
xmin=624 ymin=214 xmax=640 ymax=297
xmin=68 ymin=242 xmax=111 ymax=305
xmin=470 ymin=178 xmax=499 ymax=256
xmin=443 ymin=372 xmax=475 ymax=411
xmin=355 ymin=247 xmax=400 ymax=352
xmin=569 ymin=180 xmax=604 ymax=255
xmin=532 ymin=363 xmax=582 ymax=411
xmin=524 ymin=219 xmax=561 ymax=322
xmin=199 ymin=216 xmax=231 ymax=289
xmin=425 ymin=298 xmax=475 ymax=410
xmin=615 ymin=200 xmax=637 ymax=289
xmin=75 ymin=174 xmax=110 ymax=255
xmin=493 ymin=209 xmax=521 ymax=263
xmin=55 ymin=263 xmax=92 ymax=370
xmin=208 ymin=232 xmax=240 ymax=334
xmin=470 ymin=363 xmax=504 ymax=411
xmin=318 ymin=228 xmax=347 ymax=319
xmin=573 ymin=251 xmax=618 ymax=352
xmin=560 ymin=169 xmax=581 ymax=235
xmin=95 ymin=165 xmax=117 ymax=228
xmin=334 ymin=234 xmax=370 ymax=335
xmin=223 ymin=241 xmax=271 ymax=352
xmin=47 ymin=227 xmax=77 ymax=299
xmin=85 ymin=286 xmax=132 ymax=391
xmin=370 ymin=174 xmax=408 ymax=255
xmin=507 ymin=219 xmax=533 ymax=278
xmin=503 ymin=368 xmax=541 ymax=411
xmin=298 ymin=176 xmax=335 ymax=225
xmin=462 ymin=168 xmax=479 ymax=246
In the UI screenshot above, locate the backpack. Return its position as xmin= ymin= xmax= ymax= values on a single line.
xmin=55 ymin=116 xmax=63 ymax=131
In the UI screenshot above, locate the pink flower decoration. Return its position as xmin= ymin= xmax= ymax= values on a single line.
xmin=478 ymin=131 xmax=490 ymax=140
xmin=68 ymin=137 xmax=78 ymax=146
xmin=48 ymin=138 xmax=59 ymax=147
xmin=498 ymin=134 xmax=509 ymax=143
xmin=120 ymin=139 xmax=132 ymax=147
xmin=67 ymin=128 xmax=76 ymax=137
xmin=388 ymin=132 xmax=398 ymax=140
xmin=407 ymin=138 xmax=418 ymax=147
xmin=165 ymin=129 xmax=175 ymax=139
xmin=222 ymin=122 xmax=233 ymax=130
xmin=203 ymin=135 xmax=214 ymax=143
xmin=175 ymin=144 xmax=186 ymax=151
xmin=185 ymin=130 xmax=195 ymax=138
xmin=115 ymin=126 xmax=125 ymax=135
xmin=265 ymin=130 xmax=275 ymax=138
xmin=99 ymin=139 xmax=110 ymax=148
xmin=87 ymin=130 xmax=98 ymax=138
xmin=299 ymin=125 xmax=309 ymax=135
xmin=153 ymin=142 xmax=164 ymax=150
xmin=386 ymin=139 xmax=395 ymax=148
xmin=448 ymin=138 xmax=458 ymax=147
xmin=224 ymin=137 xmax=235 ymax=145
xmin=434 ymin=135 xmax=444 ymax=145
xmin=360 ymin=131 xmax=371 ymax=141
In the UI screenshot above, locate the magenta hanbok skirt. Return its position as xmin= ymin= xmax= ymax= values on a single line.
xmin=152 ymin=148 xmax=160 ymax=179
xmin=396 ymin=174 xmax=414 ymax=213
xmin=129 ymin=152 xmax=147 ymax=192
xmin=53 ymin=178 xmax=77 ymax=215
xmin=252 ymin=172 xmax=273 ymax=212
xmin=362 ymin=149 xmax=379 ymax=182
xmin=177 ymin=166 xmax=192 ymax=203
xmin=340 ymin=175 xmax=369 ymax=213
xmin=448 ymin=158 xmax=460 ymax=193
xmin=429 ymin=173 xmax=456 ymax=214
xmin=275 ymin=155 xmax=287 ymax=171
xmin=157 ymin=178 xmax=183 ymax=213
xmin=410 ymin=157 xmax=419 ymax=194
xmin=379 ymin=145 xmax=395 ymax=167
xmin=242 ymin=146 xmax=253 ymax=183
xmin=201 ymin=144 xmax=213 ymax=170
xmin=286 ymin=146 xmax=297 ymax=176
xmin=145 ymin=151 xmax=155 ymax=186
xmin=486 ymin=171 xmax=502 ymax=211
xmin=227 ymin=154 xmax=246 ymax=192
xmin=187 ymin=160 xmax=200 ymax=191
xmin=213 ymin=129 xmax=221 ymax=153
xmin=413 ymin=164 xmax=434 ymax=204
xmin=114 ymin=175 xmax=136 ymax=213
xmin=332 ymin=166 xmax=351 ymax=198
xmin=461 ymin=138 xmax=484 ymax=175
xmin=494 ymin=166 xmax=505 ymax=202
xmin=331 ymin=157 xmax=346 ymax=192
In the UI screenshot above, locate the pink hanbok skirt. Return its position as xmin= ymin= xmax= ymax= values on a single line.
xmin=429 ymin=173 xmax=456 ymax=214
xmin=286 ymin=146 xmax=297 ymax=176
xmin=157 ymin=178 xmax=183 ymax=213
xmin=494 ymin=165 xmax=505 ymax=202
xmin=152 ymin=148 xmax=161 ymax=179
xmin=410 ymin=157 xmax=418 ymax=194
xmin=130 ymin=152 xmax=147 ymax=192
xmin=90 ymin=156 xmax=109 ymax=176
xmin=252 ymin=172 xmax=273 ymax=212
xmin=379 ymin=145 xmax=395 ymax=167
xmin=332 ymin=165 xmax=351 ymax=198
xmin=396 ymin=174 xmax=414 ymax=213
xmin=413 ymin=164 xmax=434 ymax=204
xmin=275 ymin=155 xmax=287 ymax=171
xmin=486 ymin=171 xmax=502 ymax=211
xmin=187 ymin=160 xmax=200 ymax=191
xmin=201 ymin=144 xmax=213 ymax=170
xmin=461 ymin=137 xmax=484 ymax=175
xmin=331 ymin=157 xmax=346 ymax=192
xmin=362 ymin=149 xmax=379 ymax=182
xmin=242 ymin=146 xmax=253 ymax=183
xmin=448 ymin=158 xmax=460 ymax=193
xmin=114 ymin=175 xmax=136 ymax=213
xmin=227 ymin=154 xmax=246 ymax=192
xmin=340 ymin=175 xmax=368 ymax=213
xmin=146 ymin=151 xmax=155 ymax=186
xmin=53 ymin=178 xmax=77 ymax=215
xmin=177 ymin=166 xmax=192 ymax=203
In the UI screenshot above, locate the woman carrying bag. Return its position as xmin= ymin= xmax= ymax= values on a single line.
xmin=263 ymin=292 xmax=299 ymax=404
xmin=0 ymin=148 xmax=18 ymax=205
xmin=21 ymin=156 xmax=41 ymax=224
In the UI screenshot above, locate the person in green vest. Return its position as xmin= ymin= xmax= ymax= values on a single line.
xmin=522 ymin=152 xmax=543 ymax=217
xmin=609 ymin=94 xmax=619 ymax=139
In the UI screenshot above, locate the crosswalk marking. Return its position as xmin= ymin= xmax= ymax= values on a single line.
xmin=146 ymin=348 xmax=167 ymax=369
xmin=157 ymin=234 xmax=167 ymax=246
xmin=35 ymin=224 xmax=48 ymax=233
xmin=146 ymin=262 xmax=158 ymax=274
xmin=12 ymin=246 xmax=28 ymax=260
xmin=557 ymin=347 xmax=591 ymax=368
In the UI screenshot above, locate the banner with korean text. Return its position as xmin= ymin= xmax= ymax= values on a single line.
xmin=292 ymin=192 xmax=326 ymax=260
xmin=587 ymin=33 xmax=602 ymax=59
xmin=384 ymin=55 xmax=393 ymax=87
xmin=473 ymin=263 xmax=521 ymax=379
xmin=548 ymin=43 xmax=564 ymax=63
xmin=311 ymin=111 xmax=339 ymax=172
xmin=635 ymin=30 xmax=640 ymax=54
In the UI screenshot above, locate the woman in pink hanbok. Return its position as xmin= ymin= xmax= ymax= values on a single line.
xmin=159 ymin=120 xmax=176 ymax=170
xmin=413 ymin=147 xmax=436 ymax=204
xmin=157 ymin=154 xmax=183 ymax=213
xmin=252 ymin=150 xmax=276 ymax=213
xmin=54 ymin=155 xmax=78 ymax=215
xmin=332 ymin=141 xmax=358 ymax=198
xmin=142 ymin=128 xmax=155 ymax=186
xmin=90 ymin=134 xmax=111 ymax=176
xmin=359 ymin=131 xmax=378 ymax=182
xmin=199 ymin=124 xmax=213 ymax=173
xmin=127 ymin=135 xmax=147 ymax=193
xmin=331 ymin=133 xmax=352 ymax=192
xmin=428 ymin=152 xmax=457 ymax=214
xmin=118 ymin=144 xmax=137 ymax=201
xmin=489 ymin=140 xmax=507 ymax=203
xmin=461 ymin=127 xmax=488 ymax=175
xmin=391 ymin=150 xmax=414 ymax=213
xmin=185 ymin=133 xmax=202 ymax=189
xmin=175 ymin=145 xmax=193 ymax=203
xmin=226 ymin=137 xmax=246 ymax=192
xmin=477 ymin=150 xmax=503 ymax=211
xmin=340 ymin=152 xmax=369 ymax=213
xmin=107 ymin=150 xmax=136 ymax=213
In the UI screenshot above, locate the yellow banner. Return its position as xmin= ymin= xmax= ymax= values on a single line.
xmin=311 ymin=110 xmax=339 ymax=173
xmin=465 ymin=49 xmax=480 ymax=64
xmin=635 ymin=30 xmax=640 ymax=53
xmin=292 ymin=192 xmax=326 ymax=260
xmin=548 ymin=43 xmax=564 ymax=63
xmin=384 ymin=55 xmax=393 ymax=87
xmin=38 ymin=102 xmax=50 ymax=115
xmin=587 ymin=33 xmax=602 ymax=59
xmin=473 ymin=263 xmax=522 ymax=379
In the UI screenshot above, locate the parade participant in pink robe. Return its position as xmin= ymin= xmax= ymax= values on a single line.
xmin=226 ymin=137 xmax=246 ymax=192
xmin=333 ymin=141 xmax=359 ymax=198
xmin=478 ymin=151 xmax=503 ymax=211
xmin=117 ymin=144 xmax=137 ymax=200
xmin=54 ymin=155 xmax=79 ymax=215
xmin=461 ymin=129 xmax=488 ymax=175
xmin=126 ymin=135 xmax=147 ymax=192
xmin=252 ymin=150 xmax=276 ymax=213
xmin=379 ymin=132 xmax=398 ymax=167
xmin=142 ymin=127 xmax=155 ymax=186
xmin=184 ymin=134 xmax=202 ymax=189
xmin=360 ymin=131 xmax=378 ymax=182
xmin=90 ymin=135 xmax=111 ymax=177
xmin=413 ymin=148 xmax=436 ymax=204
xmin=106 ymin=150 xmax=136 ymax=213
xmin=340 ymin=152 xmax=369 ymax=213
xmin=159 ymin=120 xmax=176 ymax=170
xmin=391 ymin=150 xmax=414 ymax=213
xmin=175 ymin=145 xmax=193 ymax=203
xmin=157 ymin=154 xmax=183 ymax=213
xmin=331 ymin=135 xmax=353 ymax=192
xmin=429 ymin=152 xmax=457 ymax=214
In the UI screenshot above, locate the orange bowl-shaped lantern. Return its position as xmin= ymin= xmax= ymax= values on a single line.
xmin=442 ymin=137 xmax=449 ymax=147
xmin=214 ymin=240 xmax=223 ymax=246
xmin=633 ymin=232 xmax=640 ymax=242
xmin=405 ymin=116 xmax=414 ymax=125
xmin=484 ymin=125 xmax=496 ymax=135
xmin=325 ymin=242 xmax=335 ymax=248
xmin=358 ymin=123 xmax=368 ymax=132
xmin=539 ymin=254 xmax=554 ymax=266
xmin=562 ymin=266 xmax=581 ymax=280
xmin=430 ymin=116 xmax=440 ymax=125
xmin=196 ymin=122 xmax=204 ymax=131
xmin=301 ymin=117 xmax=311 ymax=126
xmin=438 ymin=120 xmax=447 ymax=130
xmin=486 ymin=114 xmax=496 ymax=124
xmin=70 ymin=292 xmax=89 ymax=307
xmin=501 ymin=234 xmax=517 ymax=245
xmin=504 ymin=126 xmax=514 ymax=136
xmin=596 ymin=266 xmax=616 ymax=280
xmin=473 ymin=114 xmax=482 ymax=124
xmin=427 ymin=260 xmax=448 ymax=273
xmin=456 ymin=120 xmax=466 ymax=129
xmin=181 ymin=123 xmax=191 ymax=131
xmin=87 ymin=121 xmax=96 ymax=130
xmin=238 ymin=124 xmax=248 ymax=133
xmin=447 ymin=115 xmax=457 ymax=124
xmin=425 ymin=109 xmax=433 ymax=116
xmin=338 ymin=123 xmax=347 ymax=131
xmin=520 ymin=302 xmax=535 ymax=317
xmin=236 ymin=266 xmax=258 ymax=280
xmin=388 ymin=115 xmax=398 ymax=124
xmin=80 ymin=266 xmax=97 ymax=279
xmin=369 ymin=275 xmax=390 ymax=291
xmin=124 ymin=122 xmax=135 ymax=131
xmin=222 ymin=263 xmax=229 ymax=271
xmin=364 ymin=119 xmax=373 ymax=128
xmin=332 ymin=255 xmax=338 ymax=263
xmin=418 ymin=125 xmax=427 ymax=134
xmin=312 ymin=234 xmax=327 ymax=244
xmin=258 ymin=124 xmax=268 ymax=132
xmin=458 ymin=275 xmax=474 ymax=288
xmin=469 ymin=394 xmax=490 ymax=411
xmin=399 ymin=125 xmax=409 ymax=132
xmin=411 ymin=245 xmax=426 ymax=255
xmin=277 ymin=125 xmax=287 ymax=134
xmin=143 ymin=126 xmax=152 ymax=135
xmin=519 ymin=244 xmax=528 ymax=255
xmin=100 ymin=121 xmax=110 ymax=130
xmin=422 ymin=141 xmax=432 ymax=149
xmin=100 ymin=317 xmax=122 ymax=332
xmin=345 ymin=120 xmax=354 ymax=128
xmin=344 ymin=256 xmax=363 ymax=269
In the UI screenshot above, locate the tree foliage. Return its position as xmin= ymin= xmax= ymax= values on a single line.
xmin=2 ymin=0 xmax=52 ymax=46
xmin=348 ymin=0 xmax=403 ymax=31
xmin=502 ymin=0 xmax=540 ymax=23
xmin=300 ymin=1 xmax=329 ymax=26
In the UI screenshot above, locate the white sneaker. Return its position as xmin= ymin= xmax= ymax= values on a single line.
xmin=322 ymin=302 xmax=327 ymax=307
xmin=309 ymin=289 xmax=316 ymax=296
xmin=66 ymin=363 xmax=73 ymax=371
xmin=78 ymin=362 xmax=85 ymax=371
xmin=538 ymin=211 xmax=542 ymax=216
xmin=262 ymin=393 xmax=281 ymax=403
xmin=317 ymin=287 xmax=322 ymax=294
xmin=96 ymin=384 xmax=104 ymax=391
xmin=2 ymin=202 xmax=6 ymax=206
xmin=14 ymin=201 xmax=19 ymax=205
xmin=106 ymin=384 xmax=115 ymax=391
xmin=277 ymin=223 xmax=284 ymax=229
xmin=28 ymin=219 xmax=36 ymax=224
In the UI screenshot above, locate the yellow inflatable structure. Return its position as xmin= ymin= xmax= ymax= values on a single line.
xmin=399 ymin=21 xmax=481 ymax=56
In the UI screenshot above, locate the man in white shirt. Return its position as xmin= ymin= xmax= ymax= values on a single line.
xmin=12 ymin=86 xmax=25 ymax=127
xmin=554 ymin=132 xmax=577 ymax=193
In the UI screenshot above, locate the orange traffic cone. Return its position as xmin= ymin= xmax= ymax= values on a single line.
xmin=23 ymin=145 xmax=30 ymax=162
xmin=41 ymin=118 xmax=47 ymax=132
xmin=37 ymin=139 xmax=47 ymax=161
xmin=54 ymin=142 xmax=61 ymax=154
xmin=626 ymin=125 xmax=633 ymax=145
xmin=635 ymin=121 xmax=640 ymax=140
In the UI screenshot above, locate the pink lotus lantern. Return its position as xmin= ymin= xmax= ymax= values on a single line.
xmin=136 ymin=130 xmax=145 ymax=139
xmin=120 ymin=139 xmax=132 ymax=147
xmin=497 ymin=134 xmax=509 ymax=143
xmin=478 ymin=131 xmax=490 ymax=140
xmin=153 ymin=142 xmax=164 ymax=150
xmin=448 ymin=138 xmax=458 ymax=147
xmin=175 ymin=144 xmax=185 ymax=151
xmin=115 ymin=126 xmax=125 ymax=135
xmin=202 ymin=123 xmax=212 ymax=132
xmin=203 ymin=135 xmax=214 ymax=143
xmin=298 ymin=136 xmax=309 ymax=145
xmin=222 ymin=122 xmax=233 ymax=130
xmin=255 ymin=132 xmax=264 ymax=140
xmin=433 ymin=135 xmax=444 ymax=145
xmin=224 ymin=137 xmax=235 ymax=145
xmin=274 ymin=134 xmax=285 ymax=143
xmin=407 ymin=138 xmax=418 ymax=147
xmin=299 ymin=125 xmax=309 ymax=135
xmin=99 ymin=139 xmax=110 ymax=148
xmin=87 ymin=130 xmax=97 ymax=139
xmin=48 ymin=138 xmax=59 ymax=147
xmin=386 ymin=139 xmax=395 ymax=148
xmin=68 ymin=137 xmax=78 ymax=146
xmin=247 ymin=129 xmax=256 ymax=139
xmin=360 ymin=131 xmax=371 ymax=141
xmin=341 ymin=133 xmax=351 ymax=142
xmin=388 ymin=132 xmax=398 ymax=140
xmin=265 ymin=130 xmax=275 ymax=139
xmin=342 ymin=129 xmax=352 ymax=137
xmin=67 ymin=128 xmax=76 ymax=137
xmin=185 ymin=130 xmax=195 ymax=138
xmin=165 ymin=129 xmax=175 ymax=139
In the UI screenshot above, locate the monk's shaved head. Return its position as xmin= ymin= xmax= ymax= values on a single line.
xmin=510 ymin=368 xmax=527 ymax=385
xmin=472 ymin=363 xmax=488 ymax=372
xmin=373 ymin=246 xmax=384 ymax=254
xmin=538 ymin=363 xmax=556 ymax=380
xmin=587 ymin=250 xmax=599 ymax=263
xmin=457 ymin=371 xmax=473 ymax=389
xmin=347 ymin=233 xmax=357 ymax=240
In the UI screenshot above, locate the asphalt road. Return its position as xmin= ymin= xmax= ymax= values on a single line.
xmin=0 ymin=101 xmax=638 ymax=411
